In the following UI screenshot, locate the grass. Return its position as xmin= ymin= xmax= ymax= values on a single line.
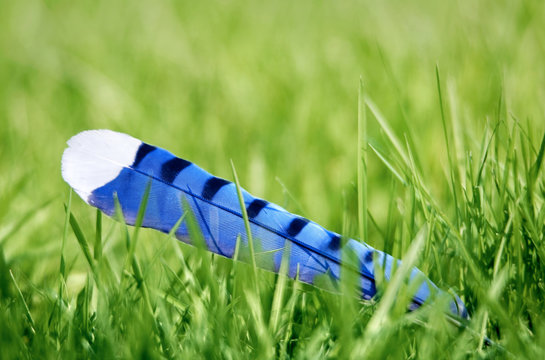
xmin=1 ymin=0 xmax=545 ymax=358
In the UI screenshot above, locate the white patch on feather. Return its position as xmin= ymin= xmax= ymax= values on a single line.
xmin=61 ymin=129 xmax=141 ymax=203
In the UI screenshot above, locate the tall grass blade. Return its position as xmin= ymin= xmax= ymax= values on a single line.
xmin=358 ymin=77 xmax=368 ymax=243
xmin=231 ymin=159 xmax=259 ymax=293
xmin=10 ymin=269 xmax=36 ymax=335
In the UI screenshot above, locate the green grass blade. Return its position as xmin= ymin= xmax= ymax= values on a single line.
xmin=530 ymin=131 xmax=545 ymax=185
xmin=94 ymin=208 xmax=102 ymax=262
xmin=269 ymin=241 xmax=291 ymax=334
xmin=10 ymin=269 xmax=36 ymax=335
xmin=230 ymin=159 xmax=259 ymax=293
xmin=436 ymin=65 xmax=460 ymax=224
xmin=358 ymin=77 xmax=368 ymax=243
xmin=66 ymin=206 xmax=98 ymax=282
xmin=368 ymin=143 xmax=407 ymax=185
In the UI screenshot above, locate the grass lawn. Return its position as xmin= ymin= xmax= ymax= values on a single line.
xmin=1 ymin=0 xmax=545 ymax=358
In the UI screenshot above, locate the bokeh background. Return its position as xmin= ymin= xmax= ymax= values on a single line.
xmin=1 ymin=1 xmax=545 ymax=355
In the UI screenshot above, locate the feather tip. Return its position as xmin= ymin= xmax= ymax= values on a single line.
xmin=61 ymin=130 xmax=141 ymax=202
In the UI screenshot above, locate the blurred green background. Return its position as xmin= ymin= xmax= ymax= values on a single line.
xmin=1 ymin=0 xmax=545 ymax=324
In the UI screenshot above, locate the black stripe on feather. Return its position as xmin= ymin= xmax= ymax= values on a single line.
xmin=286 ymin=217 xmax=309 ymax=237
xmin=132 ymin=143 xmax=156 ymax=168
xmin=202 ymin=177 xmax=230 ymax=200
xmin=246 ymin=199 xmax=268 ymax=219
xmin=161 ymin=157 xmax=192 ymax=183
xmin=328 ymin=234 xmax=342 ymax=250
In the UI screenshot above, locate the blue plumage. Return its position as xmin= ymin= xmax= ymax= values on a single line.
xmin=61 ymin=130 xmax=467 ymax=318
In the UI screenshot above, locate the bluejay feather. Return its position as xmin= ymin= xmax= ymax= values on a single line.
xmin=61 ymin=129 xmax=467 ymax=318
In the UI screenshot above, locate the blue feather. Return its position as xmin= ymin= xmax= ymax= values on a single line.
xmin=61 ymin=129 xmax=468 ymax=318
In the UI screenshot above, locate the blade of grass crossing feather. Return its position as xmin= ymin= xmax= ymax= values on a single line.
xmin=112 ymin=193 xmax=170 ymax=353
xmin=436 ymin=66 xmax=460 ymax=225
xmin=395 ymin=271 xmax=426 ymax=317
xmin=356 ymin=228 xmax=426 ymax=354
xmin=130 ymin=180 xmax=152 ymax=257
xmin=338 ymin=244 xmax=362 ymax=357
xmin=376 ymin=227 xmax=426 ymax=324
xmin=231 ymin=159 xmax=259 ymax=292
xmin=358 ymin=78 xmax=368 ymax=244
xmin=180 ymin=196 xmax=207 ymax=251
xmin=10 ymin=269 xmax=36 ymax=335
xmin=113 ymin=194 xmax=132 ymax=274
xmin=113 ymin=194 xmax=152 ymax=316
xmin=124 ymin=185 xmax=155 ymax=316
xmin=269 ymin=241 xmax=291 ymax=334
xmin=126 ymin=182 xmax=154 ymax=311
xmin=229 ymin=235 xmax=242 ymax=302
xmin=382 ymin=225 xmax=426 ymax=317
xmin=180 ymin=196 xmax=220 ymax=300
xmin=142 ymin=212 xmax=187 ymax=280
xmin=167 ymin=212 xmax=187 ymax=240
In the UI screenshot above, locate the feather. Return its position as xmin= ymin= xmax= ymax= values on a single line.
xmin=61 ymin=129 xmax=467 ymax=318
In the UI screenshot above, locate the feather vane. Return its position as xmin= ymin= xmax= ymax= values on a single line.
xmin=61 ymin=129 xmax=467 ymax=318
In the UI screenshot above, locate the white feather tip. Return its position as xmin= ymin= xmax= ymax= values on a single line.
xmin=61 ymin=130 xmax=141 ymax=202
